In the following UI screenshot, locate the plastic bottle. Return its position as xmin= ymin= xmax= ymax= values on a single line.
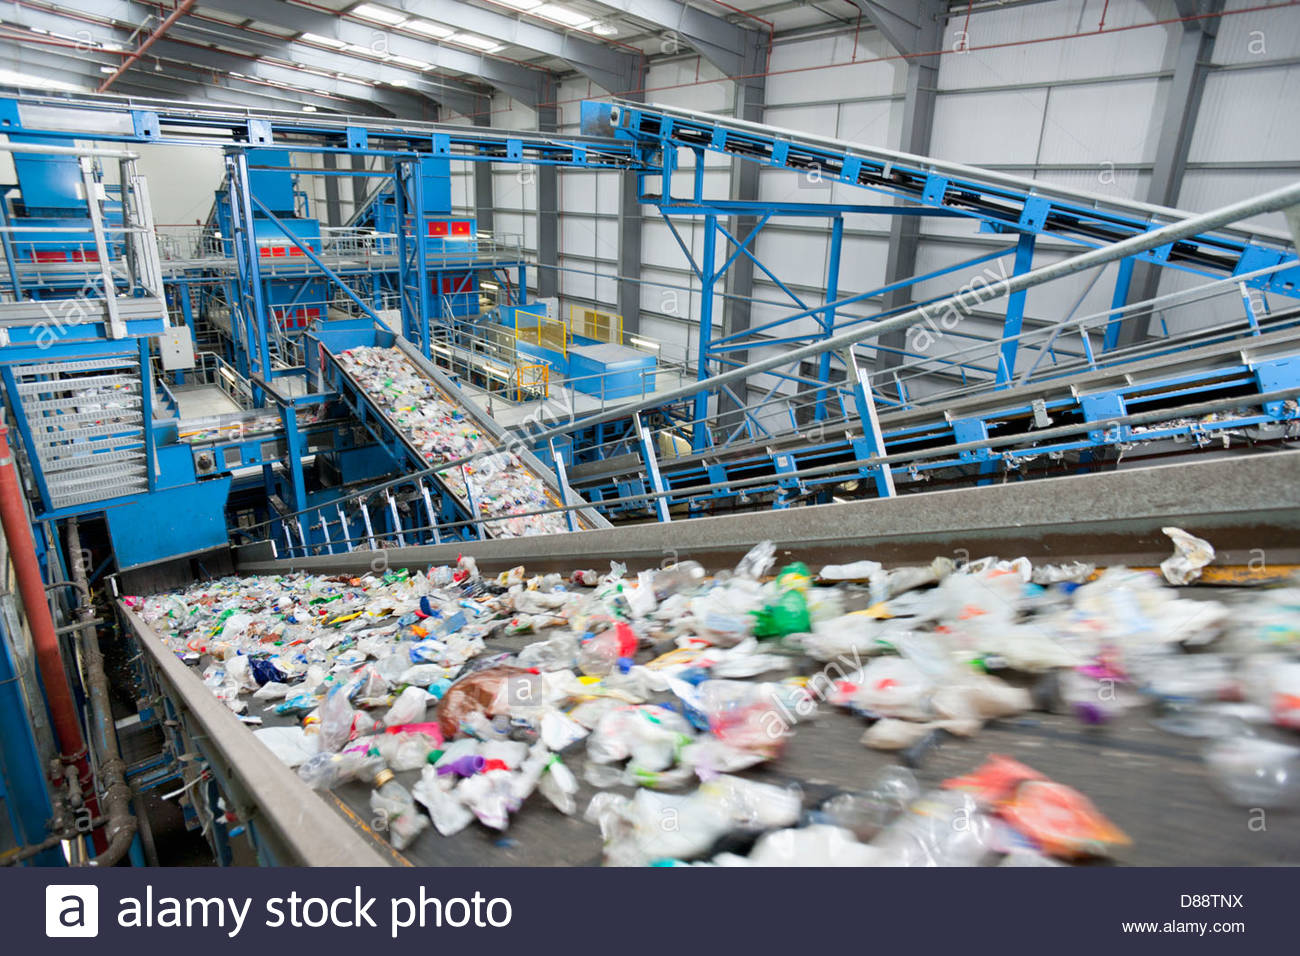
xmin=370 ymin=768 xmax=429 ymax=851
xmin=651 ymin=561 xmax=706 ymax=600
xmin=578 ymin=624 xmax=639 ymax=677
xmin=297 ymin=747 xmax=384 ymax=791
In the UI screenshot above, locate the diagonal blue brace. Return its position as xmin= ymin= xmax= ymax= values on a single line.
xmin=548 ymin=438 xmax=578 ymax=532
xmin=634 ymin=413 xmax=671 ymax=522
xmin=997 ymin=231 xmax=1037 ymax=385
xmin=846 ymin=349 xmax=896 ymax=498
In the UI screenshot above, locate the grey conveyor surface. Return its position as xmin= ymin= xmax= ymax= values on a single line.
xmin=125 ymin=579 xmax=1300 ymax=867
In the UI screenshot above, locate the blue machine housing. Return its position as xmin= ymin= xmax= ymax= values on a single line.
xmin=4 ymin=136 xmax=125 ymax=276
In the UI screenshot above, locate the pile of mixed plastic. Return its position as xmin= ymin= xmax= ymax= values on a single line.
xmin=127 ymin=534 xmax=1300 ymax=866
xmin=336 ymin=346 xmax=571 ymax=537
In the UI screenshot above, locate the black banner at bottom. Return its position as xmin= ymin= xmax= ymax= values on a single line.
xmin=7 ymin=866 xmax=1282 ymax=953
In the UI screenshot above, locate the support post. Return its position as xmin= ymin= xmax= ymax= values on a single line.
xmin=693 ymin=214 xmax=718 ymax=450
xmin=634 ymin=413 xmax=671 ymax=522
xmin=846 ymin=349 xmax=896 ymax=497
xmin=815 ymin=215 xmax=844 ymax=421
xmin=997 ymin=232 xmax=1037 ymax=385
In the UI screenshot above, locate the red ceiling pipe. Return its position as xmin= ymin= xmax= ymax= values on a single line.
xmin=98 ymin=0 xmax=198 ymax=93
xmin=0 ymin=427 xmax=92 ymax=788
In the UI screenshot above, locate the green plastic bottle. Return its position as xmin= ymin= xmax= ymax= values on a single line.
xmin=751 ymin=588 xmax=811 ymax=638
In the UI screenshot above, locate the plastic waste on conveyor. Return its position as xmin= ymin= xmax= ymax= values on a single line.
xmin=336 ymin=345 xmax=575 ymax=538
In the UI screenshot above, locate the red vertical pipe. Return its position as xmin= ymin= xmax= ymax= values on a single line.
xmin=0 ymin=427 xmax=90 ymax=779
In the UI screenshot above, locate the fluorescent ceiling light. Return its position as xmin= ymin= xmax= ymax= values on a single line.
xmin=99 ymin=66 xmax=115 ymax=74
xmin=301 ymin=32 xmax=347 ymax=49
xmin=0 ymin=68 xmax=82 ymax=92
xmin=407 ymin=19 xmax=454 ymax=38
xmin=391 ymin=54 xmax=433 ymax=70
xmin=590 ymin=23 xmax=618 ymax=36
xmin=535 ymin=4 xmax=596 ymax=28
xmin=302 ymin=105 xmax=318 ymax=112
xmin=353 ymin=4 xmax=406 ymax=26
xmin=494 ymin=0 xmax=543 ymax=9
xmin=451 ymin=33 xmax=504 ymax=53
xmin=100 ymin=41 xmax=123 ymax=51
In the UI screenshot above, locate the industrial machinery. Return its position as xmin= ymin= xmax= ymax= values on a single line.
xmin=0 ymin=87 xmax=1296 ymax=866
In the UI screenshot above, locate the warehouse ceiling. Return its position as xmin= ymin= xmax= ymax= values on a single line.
xmin=0 ymin=0 xmax=888 ymax=120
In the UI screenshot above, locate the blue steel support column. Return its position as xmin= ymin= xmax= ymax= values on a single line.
xmin=1103 ymin=257 xmax=1135 ymax=352
xmin=997 ymin=232 xmax=1037 ymax=386
xmin=394 ymin=158 xmax=430 ymax=357
xmin=815 ymin=215 xmax=844 ymax=421
xmin=226 ymin=151 xmax=272 ymax=404
xmin=693 ymin=214 xmax=718 ymax=450
xmin=279 ymin=403 xmax=307 ymax=517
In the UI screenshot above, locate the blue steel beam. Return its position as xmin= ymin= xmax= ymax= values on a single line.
xmin=584 ymin=100 xmax=1300 ymax=297
xmin=0 ymin=93 xmax=647 ymax=173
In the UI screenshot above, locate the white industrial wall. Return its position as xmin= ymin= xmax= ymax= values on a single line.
xmin=630 ymin=56 xmax=734 ymax=368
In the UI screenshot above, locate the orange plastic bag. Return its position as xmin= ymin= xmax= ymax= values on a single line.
xmin=944 ymin=754 xmax=1130 ymax=859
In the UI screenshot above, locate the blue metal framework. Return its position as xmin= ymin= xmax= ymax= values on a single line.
xmin=581 ymin=99 xmax=1300 ymax=450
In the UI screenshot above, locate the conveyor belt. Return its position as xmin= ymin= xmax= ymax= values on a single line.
xmin=585 ymin=100 xmax=1299 ymax=293
xmin=566 ymin=318 xmax=1300 ymax=514
xmin=118 ymin=452 xmax=1300 ymax=867
xmin=314 ymin=331 xmax=608 ymax=539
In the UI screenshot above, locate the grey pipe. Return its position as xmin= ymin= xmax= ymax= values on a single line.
xmin=65 ymin=518 xmax=137 ymax=868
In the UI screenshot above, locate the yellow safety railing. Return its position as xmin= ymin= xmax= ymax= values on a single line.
xmin=513 ymin=312 xmax=568 ymax=356
xmin=508 ymin=363 xmax=549 ymax=402
xmin=569 ymin=305 xmax=623 ymax=344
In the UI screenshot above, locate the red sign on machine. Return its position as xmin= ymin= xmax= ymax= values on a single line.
xmin=438 ymin=275 xmax=475 ymax=294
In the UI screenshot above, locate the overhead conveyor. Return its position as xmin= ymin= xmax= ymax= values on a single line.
xmin=583 ymin=100 xmax=1299 ymax=295
xmin=568 ymin=314 xmax=1300 ymax=517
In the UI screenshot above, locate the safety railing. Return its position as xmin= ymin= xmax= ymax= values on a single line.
xmin=513 ymin=311 xmax=568 ymax=355
xmin=508 ymin=363 xmax=550 ymax=402
xmin=569 ymin=304 xmax=623 ymax=344
xmin=870 ymin=258 xmax=1300 ymax=409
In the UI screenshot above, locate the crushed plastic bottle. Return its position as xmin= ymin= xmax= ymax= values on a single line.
xmin=370 ymin=767 xmax=429 ymax=851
